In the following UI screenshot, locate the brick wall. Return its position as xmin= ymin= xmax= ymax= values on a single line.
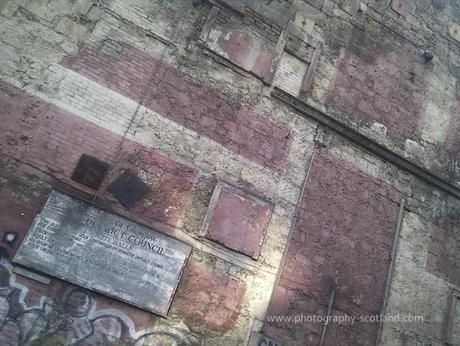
xmin=0 ymin=0 xmax=460 ymax=345
xmin=62 ymin=42 xmax=293 ymax=172
xmin=326 ymin=25 xmax=431 ymax=143
xmin=0 ymin=81 xmax=197 ymax=230
xmin=265 ymin=151 xmax=402 ymax=345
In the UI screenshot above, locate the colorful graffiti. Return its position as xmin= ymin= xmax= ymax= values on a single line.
xmin=0 ymin=261 xmax=198 ymax=346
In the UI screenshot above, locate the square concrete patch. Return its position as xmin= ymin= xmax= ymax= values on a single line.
xmin=201 ymin=182 xmax=272 ymax=259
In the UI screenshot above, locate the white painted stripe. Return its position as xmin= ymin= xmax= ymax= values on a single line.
xmin=421 ymin=70 xmax=456 ymax=145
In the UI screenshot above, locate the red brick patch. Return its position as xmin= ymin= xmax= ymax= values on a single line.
xmin=204 ymin=17 xmax=276 ymax=79
xmin=426 ymin=225 xmax=460 ymax=286
xmin=326 ymin=28 xmax=430 ymax=143
xmin=174 ymin=264 xmax=246 ymax=333
xmin=201 ymin=182 xmax=272 ymax=259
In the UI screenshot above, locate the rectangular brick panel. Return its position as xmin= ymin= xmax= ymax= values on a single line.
xmin=204 ymin=14 xmax=276 ymax=79
xmin=202 ymin=182 xmax=273 ymax=259
xmin=61 ymin=42 xmax=292 ymax=171
xmin=265 ymin=150 xmax=402 ymax=345
xmin=326 ymin=26 xmax=431 ymax=143
xmin=426 ymin=225 xmax=460 ymax=287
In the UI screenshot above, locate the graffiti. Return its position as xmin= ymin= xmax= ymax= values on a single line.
xmin=0 ymin=261 xmax=198 ymax=346
xmin=248 ymin=332 xmax=285 ymax=346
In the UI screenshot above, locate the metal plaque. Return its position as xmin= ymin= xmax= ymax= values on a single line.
xmin=71 ymin=154 xmax=109 ymax=189
xmin=108 ymin=170 xmax=150 ymax=208
xmin=14 ymin=190 xmax=191 ymax=316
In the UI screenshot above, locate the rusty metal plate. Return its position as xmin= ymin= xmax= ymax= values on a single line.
xmin=13 ymin=190 xmax=192 ymax=316
xmin=108 ymin=170 xmax=150 ymax=208
xmin=71 ymin=154 xmax=109 ymax=189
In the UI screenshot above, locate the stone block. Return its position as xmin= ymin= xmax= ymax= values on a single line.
xmin=341 ymin=0 xmax=360 ymax=16
xmin=391 ymin=0 xmax=411 ymax=16
xmin=304 ymin=0 xmax=323 ymax=10
xmin=55 ymin=17 xmax=88 ymax=42
xmin=273 ymin=51 xmax=309 ymax=97
xmin=448 ymin=21 xmax=460 ymax=42
xmin=293 ymin=11 xmax=315 ymax=35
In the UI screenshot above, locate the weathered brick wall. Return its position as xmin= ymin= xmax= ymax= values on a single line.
xmin=309 ymin=0 xmax=460 ymax=186
xmin=0 ymin=1 xmax=308 ymax=344
xmin=61 ymin=42 xmax=293 ymax=171
xmin=265 ymin=151 xmax=403 ymax=345
xmin=325 ymin=23 xmax=431 ymax=143
xmin=0 ymin=0 xmax=459 ymax=345
xmin=0 ymin=81 xmax=198 ymax=230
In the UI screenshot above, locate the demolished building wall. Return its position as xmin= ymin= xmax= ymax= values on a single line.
xmin=0 ymin=0 xmax=460 ymax=345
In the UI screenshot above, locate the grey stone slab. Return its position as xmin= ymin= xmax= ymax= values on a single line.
xmin=13 ymin=190 xmax=192 ymax=317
